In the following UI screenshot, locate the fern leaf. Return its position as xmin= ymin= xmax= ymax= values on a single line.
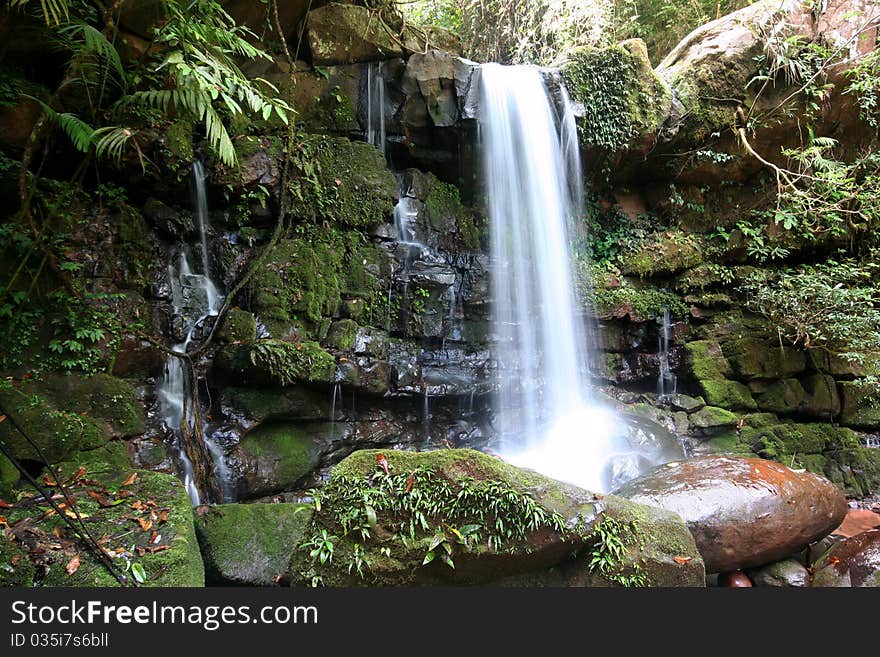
xmin=24 ymin=95 xmax=93 ymax=152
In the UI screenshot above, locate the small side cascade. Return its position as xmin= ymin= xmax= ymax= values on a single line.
xmin=364 ymin=61 xmax=387 ymax=154
xmin=157 ymin=161 xmax=229 ymax=505
xmin=657 ymin=308 xmax=677 ymax=401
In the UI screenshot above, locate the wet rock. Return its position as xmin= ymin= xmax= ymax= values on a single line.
xmin=614 ymin=455 xmax=847 ymax=572
xmin=749 ymin=558 xmax=810 ymax=587
xmin=217 ymin=308 xmax=258 ymax=344
xmin=197 ymin=503 xmax=313 ymax=585
xmin=668 ymin=394 xmax=705 ymax=413
xmin=354 ymin=327 xmax=389 ymax=359
xmin=143 ymin=198 xmax=194 ymax=239
xmin=812 ymin=530 xmax=880 ymax=587
xmin=405 ymin=50 xmax=459 ymax=127
xmin=840 ymin=381 xmax=880 ymax=429
xmin=111 ymin=335 xmax=165 ymax=379
xmin=689 ymin=405 xmax=738 ymax=429
xmin=305 ymin=3 xmax=404 ymax=65
xmin=717 ymin=571 xmax=752 ymax=587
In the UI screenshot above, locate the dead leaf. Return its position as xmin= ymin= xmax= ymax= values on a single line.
xmin=116 ymin=489 xmax=133 ymax=498
xmin=158 ymin=510 xmax=168 ymax=524
xmin=147 ymin=545 xmax=170 ymax=554
xmin=0 ymin=516 xmax=7 ymax=527
xmin=404 ymin=473 xmax=414 ymax=494
xmin=86 ymin=490 xmax=116 ymax=508
xmin=829 ymin=556 xmax=841 ymax=566
xmin=131 ymin=500 xmax=147 ymax=511
xmin=376 ymin=453 xmax=390 ymax=475
xmin=135 ymin=547 xmax=145 ymax=556
xmin=0 ymin=499 xmax=12 ymax=508
xmin=121 ymin=473 xmax=138 ymax=487
xmin=673 ymin=556 xmax=693 ymax=565
xmin=150 ymin=530 xmax=158 ymax=544
xmin=52 ymin=527 xmax=63 ymax=538
xmin=137 ymin=517 xmax=152 ymax=531
xmin=71 ymin=466 xmax=86 ymax=480
xmin=66 ymin=554 xmax=80 ymax=575
xmin=64 ymin=509 xmax=88 ymax=519
xmin=42 ymin=475 xmax=59 ymax=487
xmin=0 ymin=414 xmax=5 ymax=423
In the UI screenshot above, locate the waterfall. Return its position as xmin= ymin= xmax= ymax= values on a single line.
xmin=364 ymin=61 xmax=386 ymax=154
xmin=157 ymin=162 xmax=228 ymax=505
xmin=480 ymin=64 xmax=625 ymax=493
xmin=657 ymin=308 xmax=677 ymax=400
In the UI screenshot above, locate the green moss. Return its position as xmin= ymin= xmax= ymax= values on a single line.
xmin=722 ymin=338 xmax=807 ymax=379
xmin=0 ymin=536 xmax=36 ymax=586
xmin=425 ymin=178 xmax=481 ymax=251
xmin=755 ymin=379 xmax=807 ymax=414
xmin=704 ymin=430 xmax=753 ymax=456
xmin=197 ymin=503 xmax=313 ymax=585
xmin=219 ymin=339 xmax=335 ymax=386
xmin=592 ymin=284 xmax=688 ymax=321
xmin=689 ymin=405 xmax=738 ymax=428
xmin=685 ymin=340 xmax=733 ymax=380
xmin=699 ymin=379 xmax=757 ymax=410
xmin=217 ymin=308 xmax=258 ymax=344
xmin=238 ymin=422 xmax=326 ymax=489
xmin=288 ymin=134 xmax=396 ymax=228
xmin=618 ymin=234 xmax=703 ymax=277
xmin=24 ymin=470 xmax=204 ymax=587
xmin=326 ymin=319 xmax=358 ymax=351
xmin=164 ymin=118 xmax=195 ymax=162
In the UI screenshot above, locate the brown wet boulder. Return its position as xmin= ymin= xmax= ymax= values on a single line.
xmin=812 ymin=529 xmax=880 ymax=587
xmin=614 ymin=455 xmax=847 ymax=573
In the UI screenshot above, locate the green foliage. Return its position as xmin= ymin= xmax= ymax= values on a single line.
xmin=300 ymin=464 xmax=567 ymax=583
xmin=740 ymin=259 xmax=880 ymax=365
xmin=249 ymin=339 xmax=335 ymax=386
xmin=847 ymin=49 xmax=880 ymax=129
xmin=588 ymin=515 xmax=647 ymax=587
xmin=25 ymin=95 xmax=94 ymax=152
xmin=7 ymin=0 xmax=69 ymax=26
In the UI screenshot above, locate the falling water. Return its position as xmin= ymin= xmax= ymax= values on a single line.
xmin=481 ymin=64 xmax=626 ymax=492
xmin=329 ymin=381 xmax=341 ymax=440
xmin=365 ymin=61 xmax=386 ymax=153
xmin=657 ymin=308 xmax=677 ymax=400
xmin=157 ymin=163 xmax=228 ymax=504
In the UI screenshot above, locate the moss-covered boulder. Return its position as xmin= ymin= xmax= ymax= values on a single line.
xmin=755 ymin=379 xmax=807 ymax=415
xmin=197 ymin=503 xmax=313 ymax=585
xmin=220 ymin=386 xmax=330 ymax=425
xmin=234 ymin=422 xmax=332 ymax=498
xmin=722 ymin=338 xmax=807 ymax=380
xmin=289 ymin=449 xmax=704 ymax=587
xmin=700 ymin=379 xmax=757 ymax=411
xmin=326 ymin=319 xmax=359 ymax=351
xmin=3 ymin=469 xmax=203 ymax=587
xmin=562 ymin=40 xmax=671 ymax=152
xmin=0 ymin=374 xmax=144 ymax=463
xmin=217 ymin=308 xmax=258 ymax=344
xmin=690 ymin=405 xmax=739 ymax=429
xmin=618 ymin=235 xmax=702 ymax=277
xmin=288 ymin=134 xmax=396 ymax=227
xmin=246 ymin=228 xmax=390 ymax=338
xmin=215 ymin=340 xmax=335 ymax=387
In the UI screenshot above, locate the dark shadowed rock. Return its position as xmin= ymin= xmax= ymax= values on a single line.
xmin=614 ymin=455 xmax=847 ymax=572
xmin=749 ymin=558 xmax=810 ymax=587
xmin=812 ymin=529 xmax=880 ymax=587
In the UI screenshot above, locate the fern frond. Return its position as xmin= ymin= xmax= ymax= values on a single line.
xmin=24 ymin=95 xmax=93 ymax=152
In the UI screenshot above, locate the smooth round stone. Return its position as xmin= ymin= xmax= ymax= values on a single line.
xmin=812 ymin=530 xmax=880 ymax=587
xmin=718 ymin=571 xmax=752 ymax=587
xmin=613 ymin=455 xmax=847 ymax=573
xmin=749 ymin=558 xmax=810 ymax=587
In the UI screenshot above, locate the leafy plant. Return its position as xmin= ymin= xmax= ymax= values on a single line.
xmin=587 ymin=515 xmax=647 ymax=587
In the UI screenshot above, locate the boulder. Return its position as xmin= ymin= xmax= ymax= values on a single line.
xmin=404 ymin=51 xmax=459 ymax=127
xmin=840 ymin=381 xmax=880 ymax=429
xmin=812 ymin=530 xmax=880 ymax=587
xmin=197 ymin=503 xmax=313 ymax=585
xmin=614 ymin=455 xmax=847 ymax=572
xmin=748 ymin=558 xmax=811 ymax=587
xmin=289 ymin=449 xmax=705 ymax=586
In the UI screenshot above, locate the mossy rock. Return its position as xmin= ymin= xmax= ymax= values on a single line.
xmin=704 ymin=430 xmax=753 ymax=456
xmin=800 ymin=374 xmax=841 ymax=418
xmin=0 ymin=373 xmax=144 ymax=463
xmin=618 ymin=236 xmax=702 ymax=277
xmin=722 ymin=338 xmax=806 ymax=380
xmin=0 ymin=535 xmax=35 ymax=586
xmin=215 ymin=339 xmax=335 ymax=387
xmin=592 ymin=282 xmax=688 ymax=322
xmin=699 ymin=379 xmax=757 ymax=411
xmin=690 ymin=405 xmax=738 ymax=429
xmin=423 ymin=175 xmax=481 ymax=251
xmin=685 ymin=340 xmax=733 ymax=381
xmin=6 ymin=470 xmax=204 ymax=587
xmin=220 ymin=386 xmax=329 ymax=424
xmin=288 ymin=134 xmax=396 ymax=228
xmin=562 ymin=41 xmax=671 ymax=151
xmin=291 ymin=449 xmax=704 ymax=586
xmin=755 ymin=379 xmax=807 ymax=415
xmin=197 ymin=503 xmax=313 ymax=585
xmin=839 ymin=381 xmax=880 ymax=429
xmin=236 ymin=422 xmax=331 ymax=498
xmin=326 ymin=318 xmax=359 ymax=351
xmin=217 ymin=308 xmax=258 ymax=344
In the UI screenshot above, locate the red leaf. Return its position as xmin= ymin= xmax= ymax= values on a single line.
xmin=86 ymin=490 xmax=115 ymax=508
xmin=147 ymin=545 xmax=170 ymax=554
xmin=42 ymin=475 xmax=59 ymax=487
xmin=71 ymin=466 xmax=87 ymax=480
xmin=0 ymin=516 xmax=7 ymax=527
xmin=829 ymin=556 xmax=841 ymax=566
xmin=673 ymin=556 xmax=692 ymax=565
xmin=404 ymin=473 xmax=414 ymax=494
xmin=121 ymin=472 xmax=138 ymax=487
xmin=376 ymin=453 xmax=390 ymax=475
xmin=158 ymin=510 xmax=168 ymax=524
xmin=0 ymin=499 xmax=11 ymax=508
xmin=66 ymin=554 xmax=80 ymax=575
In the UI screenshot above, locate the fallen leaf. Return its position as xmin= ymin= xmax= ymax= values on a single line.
xmin=0 ymin=516 xmax=7 ymax=526
xmin=147 ymin=545 xmax=170 ymax=554
xmin=66 ymin=554 xmax=80 ymax=575
xmin=42 ymin=475 xmax=59 ymax=487
xmin=71 ymin=466 xmax=86 ymax=480
xmin=0 ymin=499 xmax=11 ymax=508
xmin=0 ymin=414 xmax=5 ymax=423
xmin=136 ymin=517 xmax=152 ymax=531
xmin=158 ymin=511 xmax=168 ymax=524
xmin=150 ymin=530 xmax=158 ymax=544
xmin=116 ymin=489 xmax=133 ymax=498
xmin=135 ymin=547 xmax=145 ymax=556
xmin=86 ymin=490 xmax=116 ymax=508
xmin=673 ymin=556 xmax=692 ymax=565
xmin=829 ymin=556 xmax=841 ymax=566
xmin=376 ymin=453 xmax=390 ymax=475
xmin=52 ymin=527 xmax=63 ymax=538
xmin=131 ymin=500 xmax=147 ymax=511
xmin=121 ymin=473 xmax=138 ymax=487
xmin=64 ymin=509 xmax=88 ymax=519
xmin=404 ymin=473 xmax=414 ymax=494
